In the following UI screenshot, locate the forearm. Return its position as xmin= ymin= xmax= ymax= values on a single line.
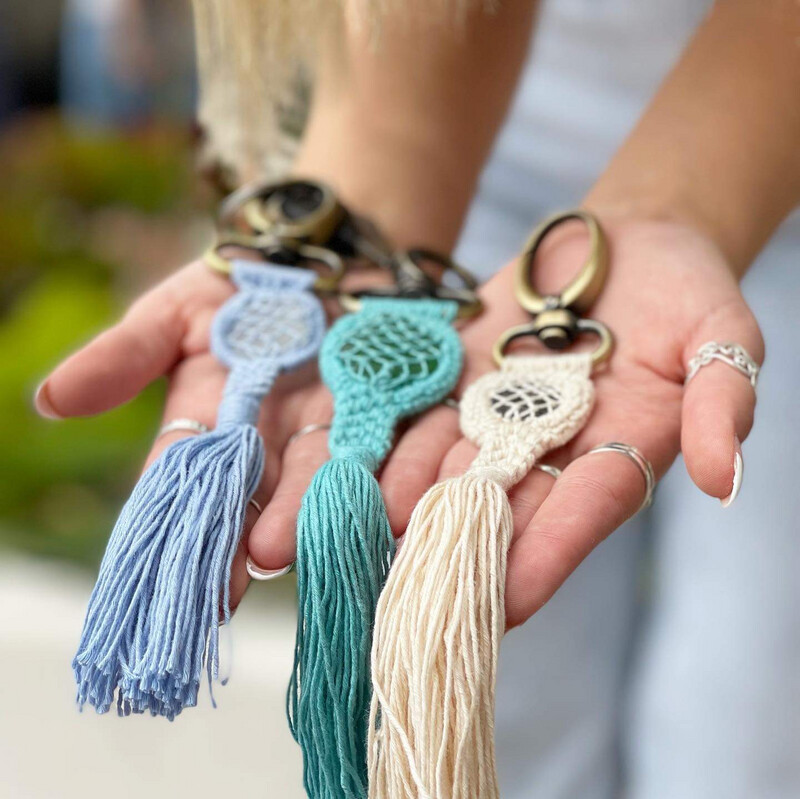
xmin=294 ymin=0 xmax=538 ymax=251
xmin=585 ymin=0 xmax=800 ymax=276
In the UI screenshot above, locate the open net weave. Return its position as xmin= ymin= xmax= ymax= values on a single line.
xmin=212 ymin=261 xmax=326 ymax=426
xmin=320 ymin=298 xmax=463 ymax=466
xmin=463 ymin=353 xmax=595 ymax=488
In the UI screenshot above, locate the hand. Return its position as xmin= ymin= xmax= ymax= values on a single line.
xmin=247 ymin=215 xmax=764 ymax=629
xmin=381 ymin=216 xmax=764 ymax=627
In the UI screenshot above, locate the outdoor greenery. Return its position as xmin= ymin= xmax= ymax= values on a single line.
xmin=0 ymin=114 xmax=208 ymax=568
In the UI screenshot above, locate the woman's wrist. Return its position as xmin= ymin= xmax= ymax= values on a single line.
xmin=293 ymin=115 xmax=474 ymax=254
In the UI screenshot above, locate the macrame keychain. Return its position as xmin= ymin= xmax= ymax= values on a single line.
xmin=73 ymin=181 xmax=353 ymax=719
xmin=368 ymin=211 xmax=614 ymax=798
xmin=289 ymin=252 xmax=482 ymax=798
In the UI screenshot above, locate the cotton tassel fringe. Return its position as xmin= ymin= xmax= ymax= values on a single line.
xmin=73 ymin=421 xmax=263 ymax=719
xmin=291 ymin=455 xmax=394 ymax=798
xmin=368 ymin=470 xmax=512 ymax=799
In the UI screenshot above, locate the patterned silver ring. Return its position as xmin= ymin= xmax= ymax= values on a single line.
xmin=156 ymin=418 xmax=211 ymax=440
xmin=685 ymin=341 xmax=759 ymax=390
xmin=588 ymin=442 xmax=655 ymax=513
xmin=288 ymin=423 xmax=331 ymax=446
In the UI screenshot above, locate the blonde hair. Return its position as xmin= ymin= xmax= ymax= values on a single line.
xmin=190 ymin=0 xmax=472 ymax=186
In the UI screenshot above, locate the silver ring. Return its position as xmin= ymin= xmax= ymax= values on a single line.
xmin=246 ymin=556 xmax=294 ymax=581
xmin=248 ymin=498 xmax=263 ymax=514
xmin=685 ymin=341 xmax=759 ymax=390
xmin=244 ymin=499 xmax=295 ymax=580
xmin=288 ymin=423 xmax=331 ymax=446
xmin=587 ymin=442 xmax=655 ymax=513
xmin=157 ymin=418 xmax=210 ymax=439
xmin=442 ymin=397 xmax=460 ymax=410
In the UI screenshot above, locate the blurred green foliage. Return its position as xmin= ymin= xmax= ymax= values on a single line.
xmin=0 ymin=114 xmax=207 ymax=568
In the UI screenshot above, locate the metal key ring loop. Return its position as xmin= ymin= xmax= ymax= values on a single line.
xmin=337 ymin=249 xmax=483 ymax=320
xmin=516 ymin=209 xmax=608 ymax=316
xmin=219 ymin=178 xmax=345 ymax=245
xmin=204 ymin=240 xmax=346 ymax=293
xmin=492 ymin=316 xmax=613 ymax=368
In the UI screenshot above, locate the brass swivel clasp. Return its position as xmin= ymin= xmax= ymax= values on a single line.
xmin=338 ymin=248 xmax=483 ymax=320
xmin=494 ymin=210 xmax=613 ymax=367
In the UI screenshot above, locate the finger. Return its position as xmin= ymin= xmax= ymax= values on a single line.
xmin=143 ymin=353 xmax=226 ymax=468
xmin=36 ymin=263 xmax=231 ymax=419
xmin=380 ymin=404 xmax=462 ymax=535
xmin=247 ymin=425 xmax=331 ymax=570
xmin=229 ymin=503 xmax=260 ymax=613
xmin=504 ymin=442 xmax=658 ymax=629
xmin=681 ymin=315 xmax=764 ymax=500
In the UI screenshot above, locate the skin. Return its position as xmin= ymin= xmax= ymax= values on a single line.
xmin=37 ymin=0 xmax=798 ymax=627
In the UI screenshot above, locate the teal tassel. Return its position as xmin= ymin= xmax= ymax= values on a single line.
xmin=291 ymin=456 xmax=394 ymax=797
xmin=289 ymin=298 xmax=463 ymax=798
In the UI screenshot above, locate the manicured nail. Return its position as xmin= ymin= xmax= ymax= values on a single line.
xmin=720 ymin=436 xmax=743 ymax=508
xmin=34 ymin=381 xmax=61 ymax=420
xmin=246 ymin=555 xmax=294 ymax=581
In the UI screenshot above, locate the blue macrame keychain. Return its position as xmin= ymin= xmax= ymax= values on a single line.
xmin=73 ymin=260 xmax=326 ymax=719
xmin=290 ymin=248 xmax=481 ymax=798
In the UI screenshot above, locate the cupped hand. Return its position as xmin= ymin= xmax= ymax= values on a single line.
xmin=245 ymin=216 xmax=764 ymax=628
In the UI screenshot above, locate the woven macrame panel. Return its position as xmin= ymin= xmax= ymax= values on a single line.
xmin=489 ymin=380 xmax=563 ymax=423
xmin=211 ymin=263 xmax=325 ymax=375
xmin=225 ymin=292 xmax=318 ymax=361
xmin=321 ymin=298 xmax=462 ymax=465
xmin=460 ymin=354 xmax=595 ymax=488
xmin=337 ymin=312 xmax=443 ymax=391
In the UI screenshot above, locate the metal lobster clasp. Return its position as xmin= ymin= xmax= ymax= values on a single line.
xmin=494 ymin=209 xmax=613 ymax=368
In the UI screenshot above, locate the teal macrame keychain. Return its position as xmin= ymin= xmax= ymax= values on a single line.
xmin=73 ymin=259 xmax=327 ymax=718
xmin=289 ymin=253 xmax=481 ymax=798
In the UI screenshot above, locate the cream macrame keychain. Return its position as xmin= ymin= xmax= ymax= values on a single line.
xmin=369 ymin=211 xmax=613 ymax=799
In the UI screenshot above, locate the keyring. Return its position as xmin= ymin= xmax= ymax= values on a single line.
xmin=219 ymin=178 xmax=345 ymax=245
xmin=493 ymin=209 xmax=613 ymax=368
xmin=338 ymin=248 xmax=483 ymax=320
xmin=204 ymin=238 xmax=346 ymax=294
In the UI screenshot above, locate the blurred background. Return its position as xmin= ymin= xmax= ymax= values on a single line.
xmin=0 ymin=1 xmax=304 ymax=795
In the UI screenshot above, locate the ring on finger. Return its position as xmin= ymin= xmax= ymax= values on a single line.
xmin=587 ymin=441 xmax=655 ymax=513
xmin=685 ymin=341 xmax=759 ymax=390
xmin=288 ymin=422 xmax=331 ymax=446
xmin=156 ymin=418 xmax=210 ymax=440
xmin=245 ymin=498 xmax=295 ymax=581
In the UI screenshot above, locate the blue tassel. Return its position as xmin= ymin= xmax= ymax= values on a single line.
xmin=72 ymin=261 xmax=326 ymax=720
xmin=290 ymin=454 xmax=394 ymax=799
xmin=73 ymin=419 xmax=263 ymax=718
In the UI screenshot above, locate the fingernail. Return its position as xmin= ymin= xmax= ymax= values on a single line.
xmin=34 ymin=381 xmax=61 ymax=420
xmin=720 ymin=436 xmax=743 ymax=508
xmin=246 ymin=555 xmax=294 ymax=581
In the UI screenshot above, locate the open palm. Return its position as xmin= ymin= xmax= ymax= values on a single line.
xmin=38 ymin=218 xmax=762 ymax=626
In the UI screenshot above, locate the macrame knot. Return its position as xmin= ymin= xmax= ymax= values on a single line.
xmin=467 ymin=464 xmax=516 ymax=491
xmin=329 ymin=445 xmax=381 ymax=473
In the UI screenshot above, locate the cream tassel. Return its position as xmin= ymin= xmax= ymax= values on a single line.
xmin=368 ymin=353 xmax=596 ymax=799
xmin=369 ymin=470 xmax=511 ymax=799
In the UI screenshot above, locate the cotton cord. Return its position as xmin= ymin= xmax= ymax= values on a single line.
xmin=369 ymin=354 xmax=596 ymax=798
xmin=73 ymin=262 xmax=325 ymax=718
xmin=290 ymin=298 xmax=463 ymax=799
